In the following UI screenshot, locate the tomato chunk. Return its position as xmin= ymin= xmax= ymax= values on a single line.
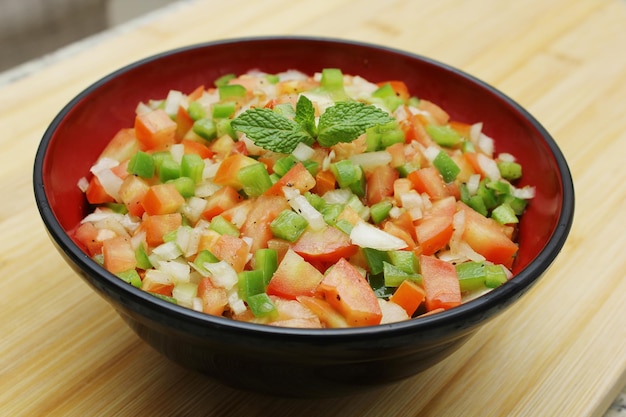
xmin=267 ymin=249 xmax=324 ymax=300
xmin=420 ymin=255 xmax=461 ymax=311
xmin=291 ymin=226 xmax=358 ymax=264
xmin=317 ymin=258 xmax=382 ymax=327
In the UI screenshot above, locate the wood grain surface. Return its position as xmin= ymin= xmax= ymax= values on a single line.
xmin=1 ymin=0 xmax=625 ymax=416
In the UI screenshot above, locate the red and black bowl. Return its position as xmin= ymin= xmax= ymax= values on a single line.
xmin=33 ymin=37 xmax=574 ymax=397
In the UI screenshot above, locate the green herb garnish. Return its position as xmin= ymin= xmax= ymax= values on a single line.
xmin=231 ymin=97 xmax=393 ymax=153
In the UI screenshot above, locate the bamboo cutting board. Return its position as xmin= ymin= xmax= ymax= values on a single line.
xmin=1 ymin=0 xmax=625 ymax=416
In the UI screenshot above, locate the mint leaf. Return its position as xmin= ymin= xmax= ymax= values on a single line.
xmin=231 ymin=108 xmax=313 ymax=153
xmin=295 ymin=95 xmax=317 ymax=138
xmin=317 ymin=102 xmax=394 ymax=147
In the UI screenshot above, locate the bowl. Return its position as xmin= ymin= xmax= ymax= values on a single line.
xmin=33 ymin=36 xmax=574 ymax=398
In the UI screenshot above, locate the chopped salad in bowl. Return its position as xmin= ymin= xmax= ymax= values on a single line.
xmin=76 ymin=68 xmax=534 ymax=328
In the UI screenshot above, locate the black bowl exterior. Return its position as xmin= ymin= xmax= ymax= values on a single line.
xmin=33 ymin=36 xmax=575 ymax=397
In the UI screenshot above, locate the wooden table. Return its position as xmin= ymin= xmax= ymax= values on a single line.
xmin=1 ymin=0 xmax=625 ymax=415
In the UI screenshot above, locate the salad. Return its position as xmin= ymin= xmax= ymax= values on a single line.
xmin=75 ymin=68 xmax=534 ymax=328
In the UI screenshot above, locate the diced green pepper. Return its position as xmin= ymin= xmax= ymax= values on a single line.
xmin=380 ymin=125 xmax=405 ymax=148
xmin=485 ymin=265 xmax=507 ymax=288
xmin=237 ymin=162 xmax=273 ymax=196
xmin=397 ymin=162 xmax=419 ymax=177
xmin=105 ymin=202 xmax=128 ymax=214
xmin=270 ymin=210 xmax=308 ymax=242
xmin=491 ymin=203 xmax=519 ymax=224
xmin=455 ymin=261 xmax=487 ymax=292
xmin=265 ymin=74 xmax=280 ymax=84
xmin=209 ymin=215 xmax=240 ymax=237
xmin=151 ymin=293 xmax=177 ymax=304
xmin=368 ymin=272 xmax=395 ymax=299
xmin=193 ymin=118 xmax=217 ymax=141
xmin=167 ymin=176 xmax=195 ymax=198
xmin=348 ymin=165 xmax=366 ymax=197
xmin=116 ymin=269 xmax=142 ymax=288
xmin=247 ymin=293 xmax=278 ymax=318
xmin=334 ymin=219 xmax=354 ymax=235
xmin=214 ymin=73 xmax=236 ymax=87
xmin=320 ymin=68 xmax=344 ymax=90
xmin=426 ymin=124 xmax=462 ymax=147
xmin=304 ymin=191 xmax=326 ymax=211
xmin=372 ymin=83 xmax=404 ymax=112
xmin=238 ymin=269 xmax=266 ymax=302
xmin=193 ymin=249 xmax=219 ymax=274
xmin=273 ymin=155 xmax=298 ymax=177
xmin=302 ymin=159 xmax=319 ymax=177
xmin=321 ymin=203 xmax=343 ymax=226
xmin=501 ymin=193 xmax=528 ymax=215
xmin=218 ymin=84 xmax=247 ymax=100
xmin=497 ymin=160 xmax=522 ymax=181
xmin=135 ymin=244 xmax=152 ymax=270
xmin=388 ymin=250 xmax=419 ymax=274
xmin=362 ymin=247 xmax=390 ymax=276
xmin=157 ymin=157 xmax=180 ymax=183
xmin=181 ymin=153 xmax=204 ymax=183
xmin=187 ymin=101 xmax=206 ymax=121
xmin=330 ymin=159 xmax=362 ymax=188
xmin=467 ymin=195 xmax=488 ymax=217
xmin=477 ymin=179 xmax=498 ymax=209
xmin=433 ymin=150 xmax=461 ymax=183
xmin=216 ymin=119 xmax=236 ymax=139
xmin=487 ymin=180 xmax=512 ymax=195
xmin=383 ymin=261 xmax=423 ymax=287
xmin=128 ymin=151 xmax=155 ymax=178
xmin=254 ymin=248 xmax=278 ymax=286
xmin=212 ymin=102 xmax=236 ymax=119
xmin=370 ymin=199 xmax=393 ymax=224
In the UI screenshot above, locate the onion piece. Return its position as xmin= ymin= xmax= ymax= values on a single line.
xmin=350 ymin=221 xmax=408 ymax=251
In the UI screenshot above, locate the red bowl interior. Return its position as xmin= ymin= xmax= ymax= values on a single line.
xmin=39 ymin=37 xmax=569 ymax=278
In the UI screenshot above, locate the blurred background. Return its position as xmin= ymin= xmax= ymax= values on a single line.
xmin=0 ymin=0 xmax=180 ymax=72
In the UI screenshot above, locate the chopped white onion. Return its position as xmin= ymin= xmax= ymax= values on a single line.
xmin=497 ymin=152 xmax=516 ymax=162
xmin=513 ymin=185 xmax=536 ymax=200
xmin=77 ymin=176 xmax=89 ymax=192
xmin=349 ymin=151 xmax=392 ymax=172
xmin=227 ymin=288 xmax=247 ymax=315
xmin=283 ymin=187 xmax=326 ymax=231
xmin=164 ymin=90 xmax=184 ymax=117
xmin=158 ymin=259 xmax=191 ymax=283
xmin=477 ymin=133 xmax=495 ymax=156
xmin=350 ymin=221 xmax=408 ymax=251
xmin=170 ymin=143 xmax=185 ymax=165
xmin=172 ymin=282 xmax=197 ymax=308
xmin=477 ymin=152 xmax=501 ymax=181
xmin=469 ymin=122 xmax=483 ymax=144
xmin=378 ymin=299 xmax=410 ymax=324
xmin=467 ymin=174 xmax=481 ymax=196
xmin=292 ymin=142 xmax=316 ymax=161
xmin=322 ymin=188 xmax=353 ymax=205
xmin=423 ymin=146 xmax=441 ymax=163
xmin=202 ymin=260 xmax=238 ymax=290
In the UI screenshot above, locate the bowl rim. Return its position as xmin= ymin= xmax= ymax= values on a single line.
xmin=33 ymin=35 xmax=575 ymax=338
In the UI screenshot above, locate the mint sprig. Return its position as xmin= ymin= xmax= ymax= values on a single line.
xmin=231 ymin=97 xmax=393 ymax=153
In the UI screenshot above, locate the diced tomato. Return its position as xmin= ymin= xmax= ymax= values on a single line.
xmin=317 ymin=258 xmax=382 ymax=327
xmin=457 ymin=202 xmax=519 ymax=268
xmin=98 ymin=128 xmax=140 ymax=162
xmin=387 ymin=210 xmax=417 ymax=241
xmin=393 ymin=178 xmax=413 ymax=206
xmin=377 ymin=80 xmax=410 ymax=101
xmin=141 ymin=271 xmax=174 ymax=296
xmin=141 ymin=183 xmax=185 ymax=215
xmin=383 ymin=221 xmax=416 ymax=249
xmin=102 ymin=236 xmax=137 ymax=274
xmin=134 ymin=109 xmax=177 ymax=150
xmin=213 ymin=153 xmax=258 ymax=189
xmin=187 ymin=84 xmax=205 ymax=102
xmin=211 ymin=234 xmax=250 ymax=272
xmin=449 ymin=120 xmax=472 ymax=137
xmin=420 ymin=255 xmax=461 ymax=311
xmin=313 ymin=169 xmax=336 ymax=196
xmin=231 ymin=140 xmax=249 ymax=156
xmin=400 ymin=111 xmax=435 ymax=147
xmin=241 ymin=195 xmax=291 ymax=253
xmin=291 ymin=226 xmax=358 ymax=264
xmin=143 ymin=213 xmax=182 ymax=247
xmin=414 ymin=196 xmax=456 ymax=255
xmin=385 ymin=142 xmax=406 ymax=167
xmin=209 ymin=135 xmax=237 ymax=159
xmin=389 ymin=280 xmax=425 ymax=316
xmin=366 ymin=164 xmax=399 ymax=205
xmin=196 ymin=229 xmax=221 ymax=253
xmin=297 ymin=295 xmax=349 ymax=328
xmin=417 ymin=99 xmax=450 ymax=125
xmin=175 ymin=105 xmax=194 ymax=140
xmin=85 ymin=175 xmax=115 ymax=204
xmin=119 ymin=175 xmax=150 ymax=217
xmin=408 ymin=166 xmax=450 ymax=200
xmin=264 ymin=162 xmax=316 ymax=196
xmin=266 ymin=249 xmax=324 ymax=300
xmin=74 ymin=222 xmax=104 ymax=256
xmin=202 ymin=186 xmax=244 ymax=220
xmin=182 ymin=138 xmax=213 ymax=159
xmin=197 ymin=277 xmax=228 ymax=316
